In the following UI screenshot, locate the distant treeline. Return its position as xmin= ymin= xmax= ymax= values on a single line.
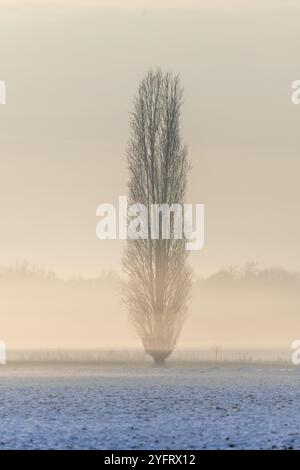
xmin=0 ymin=261 xmax=119 ymax=287
xmin=6 ymin=348 xmax=292 ymax=365
xmin=195 ymin=262 xmax=300 ymax=290
xmin=1 ymin=261 xmax=299 ymax=290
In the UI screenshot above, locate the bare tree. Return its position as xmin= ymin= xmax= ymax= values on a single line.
xmin=122 ymin=69 xmax=191 ymax=366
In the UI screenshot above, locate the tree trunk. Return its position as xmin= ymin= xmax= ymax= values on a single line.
xmin=151 ymin=351 xmax=168 ymax=367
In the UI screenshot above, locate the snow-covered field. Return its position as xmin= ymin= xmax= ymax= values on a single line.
xmin=0 ymin=363 xmax=299 ymax=449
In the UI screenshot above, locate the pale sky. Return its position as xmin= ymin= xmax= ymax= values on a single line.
xmin=0 ymin=0 xmax=300 ymax=278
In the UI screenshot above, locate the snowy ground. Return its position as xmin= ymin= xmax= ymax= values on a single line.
xmin=0 ymin=363 xmax=299 ymax=449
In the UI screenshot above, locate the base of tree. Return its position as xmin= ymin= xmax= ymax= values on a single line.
xmin=150 ymin=351 xmax=170 ymax=367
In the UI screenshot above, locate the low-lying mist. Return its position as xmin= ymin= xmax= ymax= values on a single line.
xmin=0 ymin=262 xmax=299 ymax=352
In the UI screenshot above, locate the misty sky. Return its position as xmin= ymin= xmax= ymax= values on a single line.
xmin=0 ymin=0 xmax=300 ymax=278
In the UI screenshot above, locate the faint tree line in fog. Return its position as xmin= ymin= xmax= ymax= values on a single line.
xmin=195 ymin=262 xmax=299 ymax=290
xmin=0 ymin=261 xmax=119 ymax=286
xmin=7 ymin=348 xmax=292 ymax=365
xmin=0 ymin=261 xmax=299 ymax=290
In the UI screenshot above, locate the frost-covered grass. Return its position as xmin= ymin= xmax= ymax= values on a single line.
xmin=0 ymin=364 xmax=299 ymax=449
